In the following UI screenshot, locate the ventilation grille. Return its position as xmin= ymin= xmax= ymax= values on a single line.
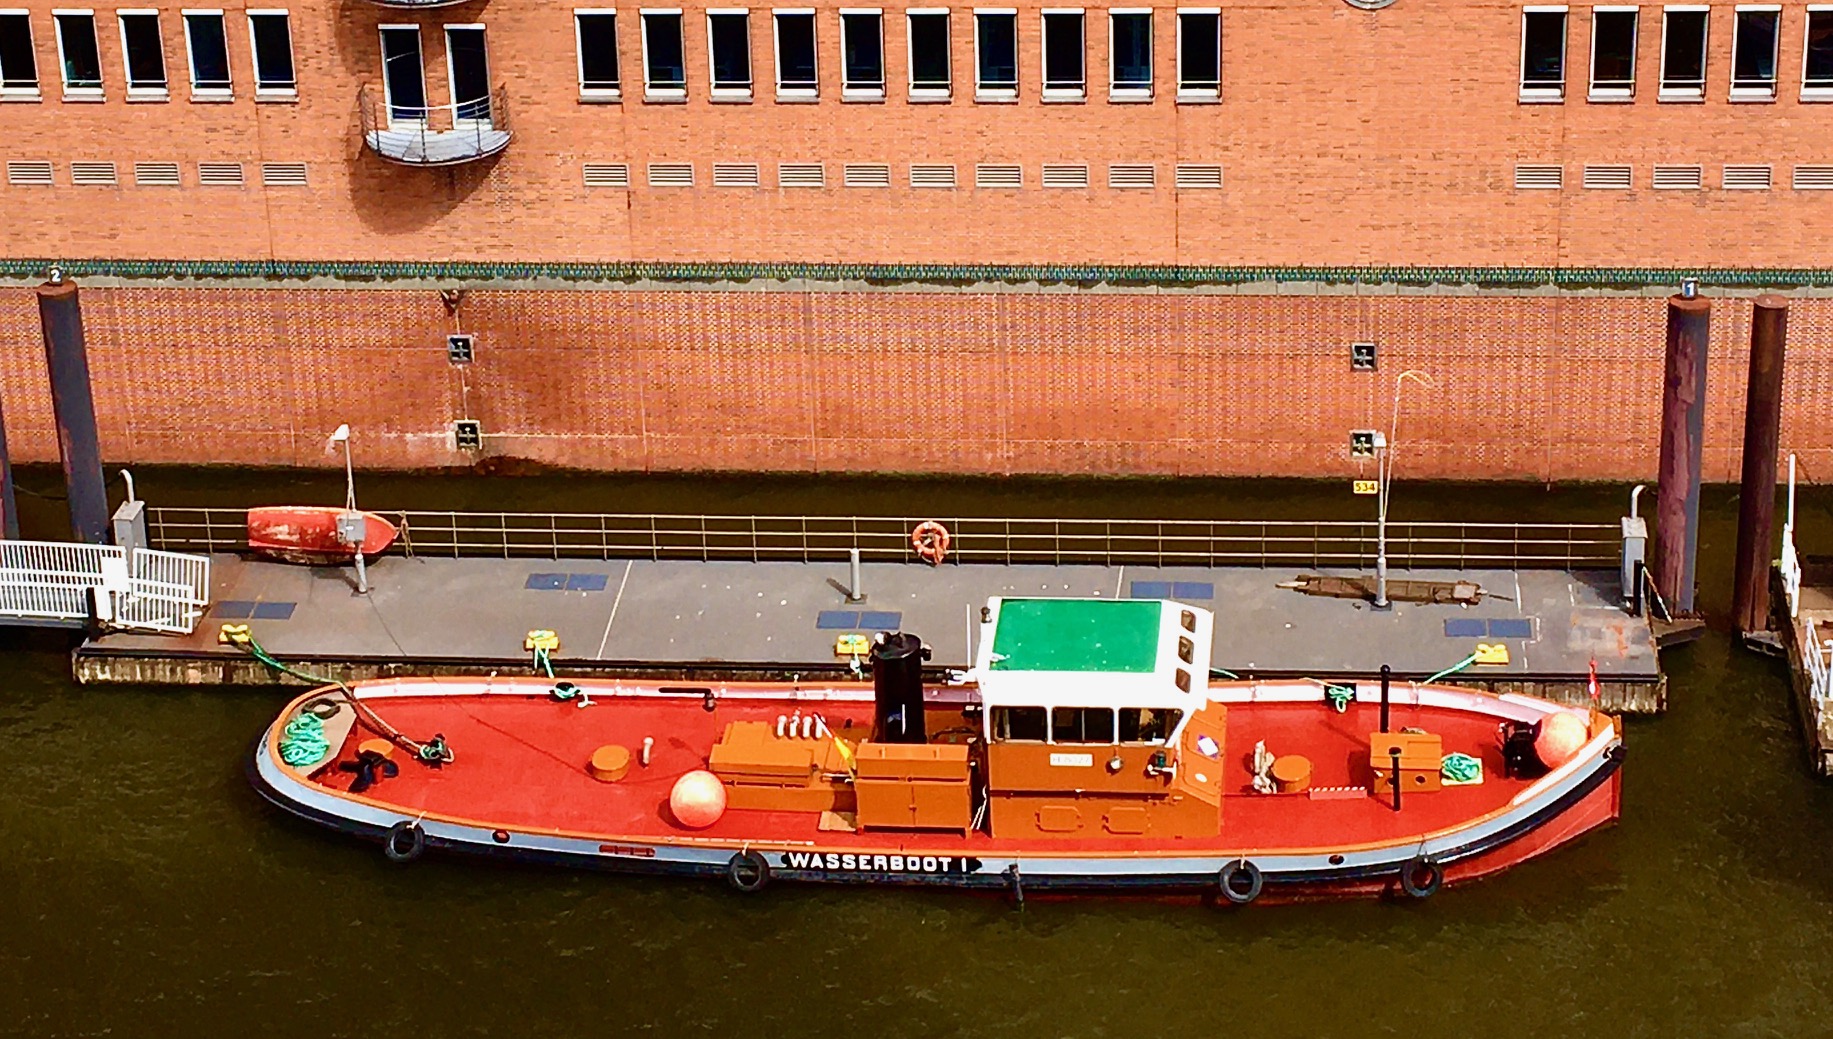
xmin=197 ymin=162 xmax=245 ymax=186
xmin=1513 ymin=164 xmax=1563 ymax=190
xmin=71 ymin=161 xmax=118 ymax=186
xmin=6 ymin=160 xmax=54 ymax=186
xmin=1651 ymin=165 xmax=1703 ymax=190
xmin=1722 ymin=164 xmax=1772 ymax=191
xmin=134 ymin=162 xmax=182 ymax=187
xmin=909 ymin=164 xmax=956 ymax=188
xmin=975 ymin=164 xmax=1022 ymax=188
xmin=647 ymin=162 xmax=694 ymax=187
xmin=1041 ymin=164 xmax=1088 ymax=189
xmin=1582 ymin=164 xmax=1632 ymax=190
xmin=261 ymin=162 xmax=308 ymax=186
xmin=1108 ymin=164 xmax=1155 ymax=189
xmin=1792 ymin=165 xmax=1833 ymax=190
xmin=583 ymin=162 xmax=630 ymax=188
xmin=1175 ymin=164 xmax=1223 ymax=189
xmin=779 ymin=163 xmax=825 ymax=188
xmin=843 ymin=163 xmax=891 ymax=188
xmin=712 ymin=163 xmax=760 ymax=188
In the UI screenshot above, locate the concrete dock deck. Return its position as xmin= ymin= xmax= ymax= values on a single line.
xmin=75 ymin=554 xmax=1664 ymax=711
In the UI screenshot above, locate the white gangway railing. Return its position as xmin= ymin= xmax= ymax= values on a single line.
xmin=1779 ymin=454 xmax=1831 ymax=703
xmin=0 ymin=541 xmax=210 ymax=634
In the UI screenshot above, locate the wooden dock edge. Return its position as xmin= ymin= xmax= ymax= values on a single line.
xmin=1772 ymin=569 xmax=1833 ymax=777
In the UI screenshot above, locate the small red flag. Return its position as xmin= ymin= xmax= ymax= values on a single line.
xmin=1588 ymin=658 xmax=1600 ymax=702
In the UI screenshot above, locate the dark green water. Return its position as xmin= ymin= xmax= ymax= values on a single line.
xmin=6 ymin=469 xmax=1833 ymax=1037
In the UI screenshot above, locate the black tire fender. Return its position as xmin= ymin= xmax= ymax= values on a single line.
xmin=726 ymin=851 xmax=770 ymax=893
xmin=383 ymin=821 xmax=426 ymax=864
xmin=1218 ymin=859 xmax=1263 ymax=905
xmin=1399 ymin=856 xmax=1444 ymax=898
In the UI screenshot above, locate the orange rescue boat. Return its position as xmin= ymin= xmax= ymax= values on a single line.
xmin=246 ymin=506 xmax=397 ymax=565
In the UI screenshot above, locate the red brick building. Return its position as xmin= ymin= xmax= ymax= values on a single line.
xmin=0 ymin=0 xmax=1830 ymax=479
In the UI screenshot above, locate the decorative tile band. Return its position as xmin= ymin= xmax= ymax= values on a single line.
xmin=3 ymin=257 xmax=1833 ymax=289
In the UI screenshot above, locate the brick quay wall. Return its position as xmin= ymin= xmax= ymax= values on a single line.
xmin=0 ymin=283 xmax=1828 ymax=482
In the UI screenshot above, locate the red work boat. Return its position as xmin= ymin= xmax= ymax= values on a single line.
xmin=246 ymin=506 xmax=397 ymax=565
xmin=250 ymin=597 xmax=1621 ymax=903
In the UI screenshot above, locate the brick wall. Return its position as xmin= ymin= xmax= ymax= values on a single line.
xmin=2 ymin=284 xmax=1828 ymax=481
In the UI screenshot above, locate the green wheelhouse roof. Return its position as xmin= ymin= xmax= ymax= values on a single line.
xmin=988 ymin=599 xmax=1163 ymax=673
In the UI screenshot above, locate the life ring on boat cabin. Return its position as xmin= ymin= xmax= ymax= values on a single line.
xmin=1218 ymin=859 xmax=1263 ymax=905
xmin=911 ymin=521 xmax=951 ymax=566
xmin=726 ymin=850 xmax=771 ymax=893
xmin=1399 ymin=856 xmax=1444 ymax=899
xmin=383 ymin=821 xmax=426 ymax=863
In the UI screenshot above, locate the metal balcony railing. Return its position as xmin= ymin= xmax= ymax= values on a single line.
xmin=358 ymin=84 xmax=511 ymax=166
xmin=363 ymin=0 xmax=480 ymax=8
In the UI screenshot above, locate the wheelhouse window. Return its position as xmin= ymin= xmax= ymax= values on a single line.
xmin=641 ymin=9 xmax=685 ymax=97
xmin=119 ymin=10 xmax=167 ymax=96
xmin=1519 ymin=7 xmax=1567 ymax=101
xmin=992 ymin=706 xmax=1047 ymax=742
xmin=774 ymin=9 xmax=816 ymax=98
xmin=0 ymin=11 xmax=40 ymax=95
xmin=1051 ymin=707 xmax=1116 ymax=744
xmin=840 ymin=9 xmax=883 ymax=97
xmin=1659 ymin=6 xmax=1707 ymax=99
xmin=1589 ymin=7 xmax=1637 ymax=99
xmin=1109 ymin=9 xmax=1152 ymax=99
xmin=706 ymin=9 xmax=751 ymax=98
xmin=184 ymin=11 xmax=232 ymax=97
xmin=907 ymin=8 xmax=948 ymax=98
xmin=575 ymin=10 xmax=620 ymax=98
xmin=54 ymin=11 xmax=103 ymax=95
xmin=974 ymin=8 xmax=1016 ymax=99
xmin=1041 ymin=9 xmax=1084 ymax=98
xmin=1119 ymin=708 xmax=1183 ymax=744
xmin=1731 ymin=5 xmax=1779 ymax=99
xmin=247 ymin=10 xmax=294 ymax=95
xmin=1805 ymin=7 xmax=1833 ymax=98
xmin=1176 ymin=8 xmax=1219 ymax=100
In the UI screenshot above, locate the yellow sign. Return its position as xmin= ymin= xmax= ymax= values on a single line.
xmin=1352 ymin=480 xmax=1379 ymax=495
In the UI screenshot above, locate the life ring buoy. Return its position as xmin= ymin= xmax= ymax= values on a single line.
xmin=383 ymin=821 xmax=425 ymax=863
xmin=726 ymin=850 xmax=770 ymax=893
xmin=911 ymin=521 xmax=951 ymax=566
xmin=1399 ymin=856 xmax=1443 ymax=898
xmin=1218 ymin=859 xmax=1263 ymax=905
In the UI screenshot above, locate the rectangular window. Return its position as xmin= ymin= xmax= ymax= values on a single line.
xmin=119 ymin=10 xmax=167 ymax=94
xmin=1805 ymin=7 xmax=1833 ymax=97
xmin=1109 ymin=9 xmax=1151 ymax=98
xmin=54 ymin=11 xmax=102 ymax=94
xmin=907 ymin=9 xmax=948 ymax=97
xmin=773 ymin=9 xmax=815 ymax=97
xmin=840 ymin=9 xmax=883 ymax=96
xmin=1176 ymin=8 xmax=1218 ymax=99
xmin=1118 ymin=708 xmax=1181 ymax=744
xmin=1731 ymin=6 xmax=1779 ymax=98
xmin=974 ymin=9 xmax=1016 ymax=98
xmin=575 ymin=10 xmax=620 ymax=98
xmin=1589 ymin=7 xmax=1636 ymax=99
xmin=641 ymin=9 xmax=685 ymax=97
xmin=1050 ymin=707 xmax=1116 ymax=744
xmin=378 ymin=25 xmax=424 ymax=122
xmin=992 ymin=706 xmax=1047 ymax=742
xmin=0 ymin=11 xmax=39 ymax=93
xmin=706 ymin=9 xmax=750 ymax=97
xmin=1041 ymin=10 xmax=1083 ymax=97
xmin=1659 ymin=7 xmax=1707 ymax=99
xmin=247 ymin=10 xmax=294 ymax=94
xmin=1520 ymin=7 xmax=1568 ymax=100
xmin=184 ymin=11 xmax=231 ymax=96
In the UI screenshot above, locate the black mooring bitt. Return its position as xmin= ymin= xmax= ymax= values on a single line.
xmin=1379 ymin=664 xmax=1392 ymax=734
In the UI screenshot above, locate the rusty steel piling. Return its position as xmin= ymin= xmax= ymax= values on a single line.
xmin=1652 ymin=293 xmax=1711 ymax=615
xmin=0 ymin=384 xmax=16 ymax=539
xmin=36 ymin=276 xmax=109 ymax=545
xmin=1733 ymin=296 xmax=1790 ymax=636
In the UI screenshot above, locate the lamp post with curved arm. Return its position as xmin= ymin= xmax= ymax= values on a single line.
xmin=1374 ymin=370 xmax=1436 ymax=610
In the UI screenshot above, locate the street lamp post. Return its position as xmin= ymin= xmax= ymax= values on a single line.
xmin=1374 ymin=370 xmax=1436 ymax=610
xmin=328 ymin=424 xmax=368 ymax=595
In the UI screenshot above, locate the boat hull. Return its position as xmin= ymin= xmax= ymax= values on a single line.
xmin=246 ymin=506 xmax=397 ymax=564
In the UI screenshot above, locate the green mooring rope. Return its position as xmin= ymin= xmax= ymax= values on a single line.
xmin=230 ymin=629 xmax=455 ymax=765
xmin=278 ymin=711 xmax=331 ymax=767
xmin=1441 ymin=752 xmax=1483 ymax=784
xmin=1423 ymin=653 xmax=1480 ymax=686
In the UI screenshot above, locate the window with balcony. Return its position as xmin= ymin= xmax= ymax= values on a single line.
xmin=1176 ymin=8 xmax=1219 ymax=100
xmin=1519 ymin=7 xmax=1567 ymax=100
xmin=248 ymin=10 xmax=294 ymax=95
xmin=183 ymin=11 xmax=231 ymax=98
xmin=1588 ymin=7 xmax=1636 ymax=99
xmin=0 ymin=11 xmax=40 ymax=95
xmin=907 ymin=8 xmax=948 ymax=98
xmin=378 ymin=24 xmax=424 ymax=122
xmin=1805 ymin=7 xmax=1833 ymax=99
xmin=774 ymin=9 xmax=816 ymax=97
xmin=1731 ymin=5 xmax=1779 ymax=99
xmin=840 ymin=9 xmax=883 ymax=97
xmin=119 ymin=10 xmax=167 ymax=96
xmin=1659 ymin=7 xmax=1707 ymax=99
xmin=1041 ymin=9 xmax=1083 ymax=98
xmin=1109 ymin=9 xmax=1151 ymax=99
xmin=707 ymin=9 xmax=751 ymax=98
xmin=575 ymin=10 xmax=620 ymax=99
xmin=641 ymin=9 xmax=685 ymax=98
xmin=974 ymin=9 xmax=1016 ymax=98
xmin=54 ymin=11 xmax=103 ymax=96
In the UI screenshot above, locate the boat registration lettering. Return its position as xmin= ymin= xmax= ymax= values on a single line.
xmin=781 ymin=851 xmax=980 ymax=874
xmin=1050 ymin=752 xmax=1094 ymax=767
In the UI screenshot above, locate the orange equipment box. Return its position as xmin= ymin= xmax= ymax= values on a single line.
xmin=854 ymin=742 xmax=972 ymax=833
xmin=1368 ymin=731 xmax=1443 ymax=795
xmin=709 ymin=721 xmax=855 ymax=813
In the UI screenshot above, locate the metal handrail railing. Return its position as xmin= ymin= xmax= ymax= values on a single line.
xmin=358 ymin=83 xmax=511 ymax=165
xmin=143 ymin=506 xmax=1620 ymax=570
